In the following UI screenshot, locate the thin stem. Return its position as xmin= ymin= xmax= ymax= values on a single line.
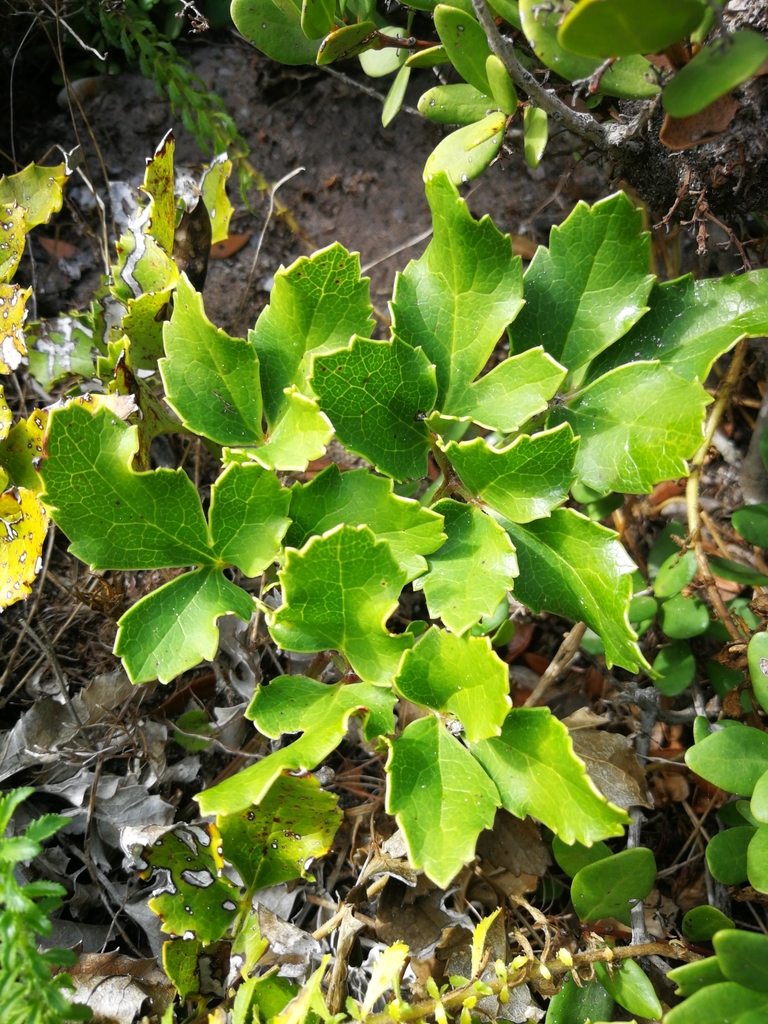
xmin=523 ymin=622 xmax=587 ymax=706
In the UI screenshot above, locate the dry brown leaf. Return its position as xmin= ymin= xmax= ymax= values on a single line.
xmin=38 ymin=236 xmax=79 ymax=259
xmin=476 ymin=810 xmax=550 ymax=878
xmin=511 ymin=234 xmax=537 ymax=260
xmin=563 ymin=714 xmax=654 ymax=810
xmin=68 ymin=953 xmax=174 ymax=1023
xmin=210 ymin=232 xmax=253 ymax=260
xmin=659 ymin=94 xmax=739 ymax=151
xmin=376 ymin=879 xmax=451 ymax=956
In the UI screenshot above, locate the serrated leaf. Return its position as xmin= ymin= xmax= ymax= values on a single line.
xmin=114 ymin=567 xmax=254 ymax=683
xmin=250 ymin=243 xmax=374 ymax=426
xmin=504 ymin=508 xmax=643 ymax=671
xmin=434 ymin=5 xmax=493 ymax=94
xmin=196 ymin=676 xmax=396 ymax=816
xmin=423 ymin=113 xmax=506 ymax=185
xmin=217 ymin=772 xmax=342 ymax=891
xmin=273 ymin=957 xmax=331 ymax=1024
xmin=26 ymin=313 xmax=97 ymax=386
xmin=0 ymin=408 xmax=47 ymax=490
xmin=112 ymin=224 xmax=177 ymax=304
xmin=161 ymin=275 xmax=264 ymax=446
xmin=201 ymin=153 xmax=235 ymax=245
xmin=140 ymin=823 xmax=239 ymax=942
xmin=587 ymin=272 xmax=768 ymax=384
xmin=232 ymin=0 xmax=321 ymax=63
xmin=112 ymin=284 xmax=177 ymax=371
xmin=286 ymin=463 xmax=446 ymax=580
xmin=0 ymin=283 xmax=31 ymax=373
xmin=557 ymin=0 xmax=705 ymax=58
xmin=141 ymin=132 xmax=176 ymax=255
xmin=163 ymin=938 xmax=202 ymax=1000
xmin=555 ymin=362 xmax=709 ymax=493
xmin=0 ymin=487 xmax=48 ymax=611
xmin=250 ymin=388 xmax=333 ymax=472
xmin=469 ymin=708 xmax=629 ymax=843
xmin=311 ymin=336 xmax=437 ymax=481
xmin=394 ymin=625 xmax=511 ymax=741
xmin=385 ymin=715 xmax=500 ymax=887
xmin=391 ymin=173 xmax=524 ymax=413
xmin=208 ymin=462 xmax=291 ymax=576
xmin=418 ymin=84 xmax=495 ymax=125
xmin=447 ymin=347 xmax=566 ymax=432
xmin=663 ymin=31 xmax=768 ymax=118
xmin=0 ymin=162 xmax=68 ymax=229
xmin=509 ymin=192 xmax=653 ymax=372
xmin=418 ymin=499 xmax=518 ymax=633
xmin=0 ymin=201 xmax=26 ymax=283
xmin=445 ymin=423 xmax=578 ymax=523
xmin=269 ymin=524 xmax=412 ymax=682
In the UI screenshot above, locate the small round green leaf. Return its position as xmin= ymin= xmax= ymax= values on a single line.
xmin=301 ymin=0 xmax=335 ymax=40
xmin=654 ymin=549 xmax=697 ymax=598
xmin=748 ymin=632 xmax=768 ymax=715
xmin=752 ymin=768 xmax=768 ymax=825
xmin=316 ymin=21 xmax=378 ymax=65
xmin=546 ymin=976 xmax=614 ymax=1024
xmin=360 ymin=27 xmax=407 ymax=76
xmin=571 ymin=847 xmax=656 ymax=925
xmin=747 ymin=824 xmax=768 ymax=894
xmin=434 ymin=5 xmax=493 ymax=94
xmin=663 ymin=31 xmax=768 ymax=118
xmin=485 ymin=54 xmax=517 ymax=114
xmin=652 ymin=640 xmax=695 ymax=697
xmin=658 ymin=593 xmax=709 ymax=639
xmin=648 ymin=522 xmax=686 ymax=579
xmin=714 ymin=927 xmax=768 ymax=992
xmin=708 ymin=555 xmax=768 ymax=586
xmin=733 ymin=503 xmax=768 ymax=549
xmin=523 ymin=105 xmax=548 ymax=168
xmin=423 ymin=112 xmax=506 ymax=185
xmin=681 ymin=905 xmax=734 ymax=942
xmin=418 ymin=84 xmax=496 ymax=125
xmin=628 ymin=595 xmax=658 ymax=622
xmin=552 ymin=836 xmax=611 ymax=877
xmin=232 ymin=0 xmax=321 ymax=64
xmin=667 ymin=956 xmax=726 ymax=997
xmin=557 ymin=0 xmax=706 ymax=59
xmin=706 ymin=826 xmax=755 ymax=885
xmin=686 ymin=724 xmax=768 ymax=797
xmin=593 ymin=959 xmax=663 ymax=1021
xmin=174 ymin=710 xmax=214 ymax=752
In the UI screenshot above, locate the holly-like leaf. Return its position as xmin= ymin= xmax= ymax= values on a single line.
xmin=286 ymin=464 xmax=446 ymax=580
xmin=417 ymin=499 xmax=518 ymax=634
xmin=0 ymin=487 xmax=48 ymax=611
xmin=391 ymin=173 xmax=523 ymax=414
xmin=208 ymin=462 xmax=291 ymax=577
xmin=217 ymin=772 xmax=342 ymax=891
xmin=161 ymin=275 xmax=263 ymax=447
xmin=445 ymin=423 xmax=578 ymax=523
xmin=554 ymin=362 xmax=709 ymax=493
xmin=469 ymin=708 xmax=629 ymax=844
xmin=0 ymin=283 xmax=31 ymax=373
xmin=141 ymin=131 xmax=176 ymax=255
xmin=196 ymin=676 xmax=396 ymax=816
xmin=250 ymin=388 xmax=333 ymax=472
xmin=586 ymin=271 xmax=768 ymax=384
xmin=0 ymin=408 xmax=47 ymax=490
xmin=504 ymin=508 xmax=643 ymax=671
xmin=446 ymin=347 xmax=566 ymax=432
xmin=163 ymin=938 xmax=202 ymax=1000
xmin=393 ymin=626 xmax=511 ymax=742
xmin=385 ymin=715 xmax=500 ymax=887
xmin=139 ymin=823 xmax=239 ymax=943
xmin=0 ymin=162 xmax=68 ymax=229
xmin=0 ymin=202 xmax=26 ymax=283
xmin=201 ymin=153 xmax=235 ymax=246
xmin=114 ymin=567 xmax=254 ymax=684
xmin=118 ymin=284 xmax=178 ymax=370
xmin=250 ymin=243 xmax=374 ymax=426
xmin=311 ymin=337 xmax=437 ymax=481
xmin=269 ymin=525 xmax=412 ymax=682
xmin=509 ymin=192 xmax=653 ymax=371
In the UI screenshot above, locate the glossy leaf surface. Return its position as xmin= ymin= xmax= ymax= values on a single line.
xmin=686 ymin=725 xmax=768 ymax=797
xmin=422 ymin=113 xmax=506 ymax=185
xmin=570 ymin=847 xmax=656 ymax=925
xmin=663 ymin=31 xmax=768 ymax=118
xmin=434 ymin=5 xmax=493 ymax=93
xmin=558 ymin=0 xmax=705 ymax=58
xmin=232 ymin=0 xmax=321 ymax=62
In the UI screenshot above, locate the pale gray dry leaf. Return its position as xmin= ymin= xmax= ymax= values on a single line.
xmin=68 ymin=976 xmax=151 ymax=1024
xmin=563 ymin=713 xmax=653 ymax=810
xmin=476 ymin=811 xmax=550 ymax=878
xmin=258 ymin=906 xmax=321 ymax=979
xmin=376 ymin=879 xmax=452 ymax=957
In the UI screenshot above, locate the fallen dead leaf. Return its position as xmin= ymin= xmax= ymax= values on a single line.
xmin=659 ymin=94 xmax=739 ymax=151
xmin=209 ymin=232 xmax=253 ymax=259
xmin=476 ymin=810 xmax=550 ymax=878
xmin=511 ymin=234 xmax=537 ymax=260
xmin=564 ymin=713 xmax=654 ymax=810
xmin=38 ymin=236 xmax=79 ymax=260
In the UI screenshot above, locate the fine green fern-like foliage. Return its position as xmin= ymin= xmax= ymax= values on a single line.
xmin=0 ymin=788 xmax=91 ymax=1024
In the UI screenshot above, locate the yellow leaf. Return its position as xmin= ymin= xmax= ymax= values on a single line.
xmin=362 ymin=942 xmax=409 ymax=1014
xmin=0 ymin=486 xmax=48 ymax=609
xmin=471 ymin=907 xmax=501 ymax=978
xmin=0 ymin=283 xmax=31 ymax=373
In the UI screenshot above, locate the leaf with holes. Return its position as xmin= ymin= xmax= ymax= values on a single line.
xmin=0 ymin=162 xmax=69 ymax=229
xmin=0 ymin=487 xmax=48 ymax=611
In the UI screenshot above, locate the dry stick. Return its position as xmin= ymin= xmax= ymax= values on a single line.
xmin=686 ymin=338 xmax=750 ymax=643
xmin=627 ymin=701 xmax=657 ymax=946
xmin=523 ymin=622 xmax=587 ymax=707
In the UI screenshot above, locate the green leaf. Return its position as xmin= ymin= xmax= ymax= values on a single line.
xmin=285 ymin=464 xmax=446 ymax=581
xmin=748 ymin=825 xmax=768 ymax=894
xmin=140 ymin=823 xmax=239 ymax=942
xmin=418 ymin=499 xmax=518 ymax=634
xmin=659 ymin=593 xmax=710 ymax=639
xmin=385 ymin=715 xmax=500 ymax=887
xmin=232 ymin=0 xmax=321 ymax=63
xmin=200 ymin=154 xmax=234 ymax=246
xmin=117 ymin=285 xmax=178 ymax=370
xmin=557 ymin=0 xmax=705 ymax=58
xmin=652 ymin=641 xmax=695 ymax=697
xmin=393 ymin=625 xmax=511 ymax=741
xmin=593 ymin=960 xmax=662 ymax=1021
xmin=667 ymin=957 xmax=727 ymax=997
xmin=418 ymin=84 xmax=495 ymax=126
xmin=174 ymin=709 xmax=214 ymax=751
xmin=552 ymin=836 xmax=611 ymax=877
xmin=733 ymin=504 xmax=768 ymax=549
xmin=446 ymin=347 xmax=566 ymax=432
xmin=407 ymin=45 xmax=449 ymax=67
xmin=269 ymin=525 xmax=412 ymax=683
xmin=486 ymin=55 xmax=517 ymax=114
xmin=555 ymin=363 xmax=709 ymax=494
xmin=0 ymin=163 xmax=68 ymax=229
xmin=316 ymin=21 xmax=378 ymax=64
xmin=208 ymin=462 xmax=291 ymax=577
xmin=751 ymin=769 xmax=768 ymax=823
xmin=503 ymin=508 xmax=643 ymax=671
xmin=709 ymin=555 xmax=768 ymax=586
xmin=382 ymin=65 xmax=411 ymax=126
xmin=587 ymin=272 xmax=768 ymax=384
xmin=469 ymin=707 xmax=630 ymax=843
xmin=686 ymin=724 xmax=768 ymax=797
xmin=392 ymin=173 xmax=523 ymax=413
xmin=40 ymin=403 xmax=215 ymax=570
xmin=714 ymin=928 xmax=768 ymax=993
xmin=163 ymin=939 xmax=202 ymax=1000
xmin=423 ymin=113 xmax=506 ymax=185
xmin=570 ymin=847 xmax=656 ymax=925
xmin=681 ymin=906 xmax=734 ymax=942
xmin=310 ymin=336 xmax=437 ymax=481
xmin=706 ymin=826 xmax=754 ymax=885
xmin=518 ymin=0 xmax=659 ymax=99
xmin=160 ymin=275 xmax=263 ymax=447
xmin=509 ymin=192 xmax=653 ymax=372
xmin=545 ymin=975 xmax=614 ymax=1024
xmin=664 ymin=983 xmax=768 ymax=1024
xmin=360 ymin=27 xmax=408 ymax=76
xmin=748 ymin=632 xmax=768 ymax=716
xmin=446 ymin=424 xmax=578 ymax=523
xmin=141 ymin=132 xmax=176 ymax=256
xmin=663 ymin=31 xmax=768 ymax=118
xmin=114 ymin=567 xmax=254 ymax=683
xmin=250 ymin=388 xmax=333 ymax=473
xmin=654 ymin=549 xmax=698 ymax=598
xmin=250 ymin=243 xmax=374 ymax=426
xmin=196 ymin=677 xmax=396 ymax=816
xmin=25 ymin=312 xmax=98 ymax=387
xmin=434 ymin=5 xmax=493 ymax=94
xmin=523 ymin=106 xmax=548 ymax=169
xmin=301 ymin=0 xmax=335 ymax=39
xmin=217 ymin=773 xmax=342 ymax=891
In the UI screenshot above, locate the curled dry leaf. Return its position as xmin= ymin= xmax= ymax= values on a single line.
xmin=564 ymin=711 xmax=653 ymax=810
xmin=659 ymin=94 xmax=739 ymax=151
xmin=210 ymin=232 xmax=253 ymax=259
